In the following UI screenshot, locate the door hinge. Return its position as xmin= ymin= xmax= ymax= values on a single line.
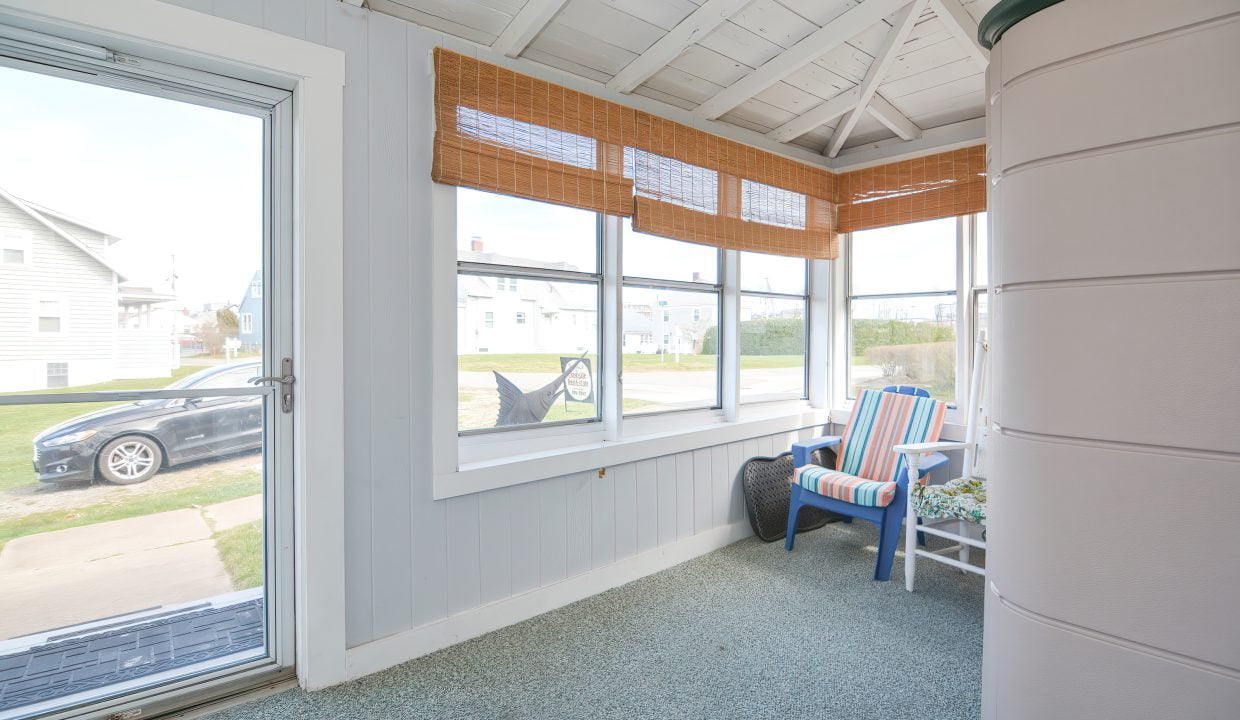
xmin=249 ymin=357 xmax=295 ymax=413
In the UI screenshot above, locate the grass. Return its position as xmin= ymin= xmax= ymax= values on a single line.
xmin=458 ymin=353 xmax=803 ymax=374
xmin=0 ymin=366 xmax=207 ymax=494
xmin=213 ymin=520 xmax=264 ymax=590
xmin=0 ymin=463 xmax=260 ymax=553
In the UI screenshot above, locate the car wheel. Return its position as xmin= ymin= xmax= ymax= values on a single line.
xmin=98 ymin=436 xmax=163 ymax=485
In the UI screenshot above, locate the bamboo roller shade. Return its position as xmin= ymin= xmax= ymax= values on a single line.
xmin=433 ymin=47 xmax=985 ymax=259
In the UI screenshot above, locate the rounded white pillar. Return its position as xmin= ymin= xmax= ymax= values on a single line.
xmin=981 ymin=0 xmax=1240 ymax=716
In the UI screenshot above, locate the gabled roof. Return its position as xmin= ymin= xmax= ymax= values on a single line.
xmin=20 ymin=200 xmax=121 ymax=244
xmin=0 ymin=186 xmax=127 ymax=281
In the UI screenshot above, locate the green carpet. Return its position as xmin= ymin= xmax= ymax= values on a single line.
xmin=211 ymin=521 xmax=984 ymax=719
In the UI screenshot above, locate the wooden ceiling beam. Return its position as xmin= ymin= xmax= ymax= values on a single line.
xmin=607 ymin=0 xmax=751 ymax=94
xmin=867 ymin=93 xmax=922 ymax=140
xmin=928 ymin=0 xmax=988 ymax=68
xmin=692 ymin=0 xmax=910 ymax=121
xmin=491 ymin=0 xmax=571 ymax=58
xmin=825 ymin=0 xmax=927 ymax=157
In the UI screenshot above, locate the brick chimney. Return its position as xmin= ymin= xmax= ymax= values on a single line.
xmin=470 ymin=235 xmax=484 ymax=252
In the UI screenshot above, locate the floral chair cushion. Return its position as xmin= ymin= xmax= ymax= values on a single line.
xmin=911 ymin=476 xmax=987 ymax=525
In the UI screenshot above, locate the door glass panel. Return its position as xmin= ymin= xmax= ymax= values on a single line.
xmin=0 ymin=56 xmax=280 ymax=717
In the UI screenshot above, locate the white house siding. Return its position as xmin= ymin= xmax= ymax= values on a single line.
xmin=0 ymin=195 xmax=117 ymax=391
xmin=158 ymin=0 xmax=823 ymax=658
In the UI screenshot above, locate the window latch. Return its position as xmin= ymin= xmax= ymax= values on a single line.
xmin=249 ymin=357 xmax=295 ymax=413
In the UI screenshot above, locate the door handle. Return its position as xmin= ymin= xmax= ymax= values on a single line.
xmin=248 ymin=357 xmax=295 ymax=413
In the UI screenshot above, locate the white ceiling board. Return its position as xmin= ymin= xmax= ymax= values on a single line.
xmin=841 ymin=111 xmax=895 ymax=148
xmin=752 ymin=80 xmax=834 ymax=114
xmin=927 ymin=0 xmax=988 ymax=67
xmin=879 ymin=55 xmax=978 ymax=98
xmin=885 ymin=36 xmax=970 ymax=84
xmin=600 ymin=0 xmax=701 ymax=31
xmin=783 ymin=62 xmax=855 ymax=100
xmin=716 ymin=110 xmax=775 ymax=133
xmin=667 ymin=44 xmax=753 ymax=88
xmin=729 ymin=0 xmax=819 ymax=49
xmin=630 ymin=85 xmax=700 ymax=111
xmin=521 ymin=47 xmax=615 ymax=82
xmin=908 ymin=101 xmax=984 ymax=131
xmin=697 ymin=20 xmax=785 ymax=69
xmin=384 ymin=0 xmax=513 ymax=36
xmin=608 ymin=0 xmax=751 ymax=93
xmin=811 ymin=44 xmax=874 ymax=84
xmin=369 ymin=0 xmax=502 ymax=43
xmin=525 ymin=23 xmax=635 ymax=76
xmin=643 ymin=65 xmax=726 ymax=105
xmin=724 ymin=98 xmax=797 ymax=130
xmin=553 ymin=0 xmax=663 ymax=54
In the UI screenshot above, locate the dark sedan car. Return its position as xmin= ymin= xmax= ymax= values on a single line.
xmin=33 ymin=362 xmax=264 ymax=485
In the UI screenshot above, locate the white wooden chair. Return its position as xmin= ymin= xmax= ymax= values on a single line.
xmin=894 ymin=331 xmax=989 ymax=591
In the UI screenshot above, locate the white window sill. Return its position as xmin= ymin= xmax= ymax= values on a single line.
xmin=433 ymin=405 xmax=830 ymax=500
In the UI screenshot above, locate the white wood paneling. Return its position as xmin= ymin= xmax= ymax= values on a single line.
xmin=178 ymin=0 xmax=831 ymax=659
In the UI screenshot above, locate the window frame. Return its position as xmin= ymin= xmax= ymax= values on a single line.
xmin=33 ymin=293 xmax=69 ymax=335
xmin=837 ymin=213 xmax=988 ymax=420
xmin=738 ymin=256 xmax=810 ymax=405
xmin=620 ymin=228 xmax=724 ymax=419
xmin=455 ymin=203 xmax=606 ymax=437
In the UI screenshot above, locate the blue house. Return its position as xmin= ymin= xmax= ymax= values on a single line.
xmin=237 ymin=269 xmax=262 ymax=349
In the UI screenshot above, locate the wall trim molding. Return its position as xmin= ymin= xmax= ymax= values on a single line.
xmin=343 ymin=520 xmax=754 ymax=681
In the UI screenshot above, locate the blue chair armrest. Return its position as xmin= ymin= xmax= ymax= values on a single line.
xmin=791 ymin=436 xmax=841 ymax=467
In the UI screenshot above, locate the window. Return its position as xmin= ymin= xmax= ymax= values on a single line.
xmin=973 ymin=212 xmax=989 ymax=338
xmin=622 ymin=219 xmax=721 ymax=415
xmin=250 ymin=279 xmax=262 ymax=298
xmin=239 ymin=312 xmax=254 ymax=334
xmin=35 ymin=296 xmax=66 ymax=333
xmin=457 ymin=188 xmax=600 ymax=433
xmin=740 ymin=251 xmax=808 ymax=402
xmin=2 ymin=228 xmax=31 ymax=265
xmin=847 ymin=218 xmax=957 ymax=402
xmin=46 ymin=362 xmax=68 ymax=388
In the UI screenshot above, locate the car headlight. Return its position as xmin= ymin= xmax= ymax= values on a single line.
xmin=42 ymin=430 xmax=97 ymax=447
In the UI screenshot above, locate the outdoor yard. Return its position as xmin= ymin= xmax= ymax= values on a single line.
xmin=0 ymin=366 xmax=265 ymax=640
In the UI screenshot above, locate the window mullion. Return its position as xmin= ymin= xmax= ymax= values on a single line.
xmin=602 ymin=214 xmax=623 ymax=441
xmin=721 ymin=249 xmax=740 ymax=421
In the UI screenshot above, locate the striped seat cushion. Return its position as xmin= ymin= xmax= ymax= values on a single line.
xmin=793 ymin=388 xmax=947 ymax=507
xmin=793 ymin=465 xmax=898 ymax=507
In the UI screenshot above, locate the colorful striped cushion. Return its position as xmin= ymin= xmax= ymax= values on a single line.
xmin=793 ymin=465 xmax=898 ymax=507
xmin=837 ymin=389 xmax=948 ymax=484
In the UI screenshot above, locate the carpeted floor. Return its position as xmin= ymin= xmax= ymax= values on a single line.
xmin=210 ymin=521 xmax=985 ymax=720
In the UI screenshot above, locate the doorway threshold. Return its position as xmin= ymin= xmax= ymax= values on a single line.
xmin=0 ymin=594 xmax=264 ymax=714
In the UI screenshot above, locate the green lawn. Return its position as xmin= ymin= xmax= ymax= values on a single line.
xmin=213 ymin=519 xmax=264 ymax=590
xmin=0 ymin=464 xmax=260 ymax=553
xmin=458 ymin=353 xmax=803 ymax=374
xmin=0 ymin=366 xmax=206 ymax=494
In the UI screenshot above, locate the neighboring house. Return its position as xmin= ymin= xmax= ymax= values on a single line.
xmin=238 ymin=269 xmax=262 ymax=349
xmin=456 ymin=250 xmax=596 ymax=355
xmin=0 ymin=187 xmax=177 ymax=392
xmin=621 ymin=299 xmax=717 ymax=355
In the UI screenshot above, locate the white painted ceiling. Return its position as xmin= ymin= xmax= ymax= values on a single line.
xmin=367 ymin=0 xmax=998 ymax=168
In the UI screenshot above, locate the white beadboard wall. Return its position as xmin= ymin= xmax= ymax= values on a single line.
xmin=160 ymin=0 xmax=819 ymax=655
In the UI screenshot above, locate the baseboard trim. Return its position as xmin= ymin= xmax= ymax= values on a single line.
xmin=343 ymin=520 xmax=754 ymax=681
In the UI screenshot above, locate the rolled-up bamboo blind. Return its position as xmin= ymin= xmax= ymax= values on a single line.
xmin=835 ymin=146 xmax=986 ymax=233
xmin=432 ymin=48 xmax=840 ymax=259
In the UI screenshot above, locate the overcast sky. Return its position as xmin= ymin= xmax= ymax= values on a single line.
xmin=0 ymin=64 xmax=262 ymax=309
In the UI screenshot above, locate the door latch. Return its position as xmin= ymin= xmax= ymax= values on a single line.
xmin=249 ymin=357 xmax=295 ymax=413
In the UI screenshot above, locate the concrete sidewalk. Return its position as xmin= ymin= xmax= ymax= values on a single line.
xmin=0 ymin=497 xmax=262 ymax=641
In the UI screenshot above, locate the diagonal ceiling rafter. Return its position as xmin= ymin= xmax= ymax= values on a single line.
xmin=928 ymin=0 xmax=988 ymax=68
xmin=691 ymin=0 xmax=911 ymax=121
xmin=825 ymin=0 xmax=928 ymax=157
xmin=491 ymin=0 xmax=571 ymax=58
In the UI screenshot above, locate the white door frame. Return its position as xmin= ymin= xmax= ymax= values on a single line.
xmin=0 ymin=0 xmax=348 ymax=696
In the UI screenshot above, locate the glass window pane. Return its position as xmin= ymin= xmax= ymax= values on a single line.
xmin=622 ymin=286 xmax=719 ymax=414
xmin=740 ymin=251 xmax=806 ymax=295
xmin=975 ymin=212 xmax=988 ymax=286
xmin=457 ymin=275 xmax=599 ymax=432
xmin=622 ymin=218 xmax=718 ymax=284
xmin=850 ymin=217 xmax=956 ymax=295
xmin=850 ymin=295 xmax=956 ymax=402
xmin=740 ymin=295 xmax=805 ymax=401
xmin=456 ymin=188 xmax=598 ymax=273
xmin=975 ymin=290 xmax=989 ymax=338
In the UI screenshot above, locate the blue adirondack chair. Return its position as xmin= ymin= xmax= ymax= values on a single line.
xmin=786 ymin=386 xmax=949 ymax=580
